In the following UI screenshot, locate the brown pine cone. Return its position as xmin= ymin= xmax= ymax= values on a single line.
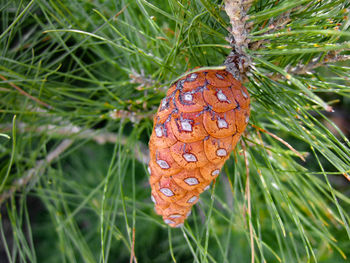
xmin=148 ymin=69 xmax=250 ymax=227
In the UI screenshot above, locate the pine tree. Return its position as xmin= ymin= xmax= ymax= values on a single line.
xmin=0 ymin=0 xmax=349 ymax=262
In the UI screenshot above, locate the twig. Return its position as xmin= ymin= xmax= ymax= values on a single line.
xmin=129 ymin=227 xmax=137 ymax=263
xmin=287 ymin=53 xmax=350 ymax=75
xmin=224 ymin=0 xmax=252 ymax=53
xmin=0 ymin=122 xmax=150 ymax=164
xmin=249 ymin=3 xmax=314 ymax=51
xmin=0 ymin=74 xmax=52 ymax=109
xmin=224 ymin=0 xmax=253 ymax=79
xmin=249 ymin=15 xmax=292 ymax=51
xmin=109 ymin=109 xmax=153 ymax=123
xmin=265 ymin=50 xmax=350 ymax=82
xmin=0 ymin=139 xmax=73 ymax=204
xmin=0 ymin=122 xmax=150 ymax=204
xmin=241 ymin=140 xmax=255 ymax=263
xmin=252 ymin=124 xmax=306 ymax=162
xmin=129 ymin=69 xmax=156 ymax=91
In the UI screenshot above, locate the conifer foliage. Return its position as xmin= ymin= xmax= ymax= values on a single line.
xmin=0 ymin=0 xmax=349 ymax=262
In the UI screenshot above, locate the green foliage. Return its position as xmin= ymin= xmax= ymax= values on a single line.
xmin=1 ymin=0 xmax=350 ymax=262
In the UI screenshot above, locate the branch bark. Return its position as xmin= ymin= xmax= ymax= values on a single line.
xmin=224 ymin=0 xmax=253 ymax=80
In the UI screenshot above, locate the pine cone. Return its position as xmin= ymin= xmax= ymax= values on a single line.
xmin=148 ymin=69 xmax=250 ymax=227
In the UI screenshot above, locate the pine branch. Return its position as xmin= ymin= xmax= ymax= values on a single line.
xmin=1 ymin=1 xmax=349 ymax=262
xmin=0 ymin=121 xmax=149 ymax=204
xmin=0 ymin=139 xmax=73 ymax=204
xmin=224 ymin=0 xmax=253 ymax=78
xmin=224 ymin=0 xmax=252 ymax=52
xmin=0 ymin=122 xmax=149 ymax=162
xmin=287 ymin=53 xmax=350 ymax=75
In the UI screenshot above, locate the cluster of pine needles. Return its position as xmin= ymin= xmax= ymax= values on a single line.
xmin=0 ymin=0 xmax=350 ymax=262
